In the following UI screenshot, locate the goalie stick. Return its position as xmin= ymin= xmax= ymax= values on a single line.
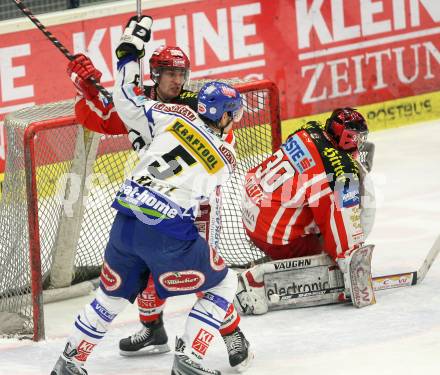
xmin=235 ymin=234 xmax=440 ymax=313
xmin=136 ymin=0 xmax=144 ymax=88
xmin=237 ymin=234 xmax=440 ymax=291
xmin=372 ymin=233 xmax=440 ymax=291
xmin=11 ymin=0 xmax=113 ymax=103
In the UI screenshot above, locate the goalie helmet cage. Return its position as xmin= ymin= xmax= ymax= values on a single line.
xmin=0 ymin=79 xmax=281 ymax=341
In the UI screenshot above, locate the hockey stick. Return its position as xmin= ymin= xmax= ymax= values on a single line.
xmin=372 ymin=233 xmax=440 ymax=291
xmin=136 ymin=0 xmax=144 ymax=88
xmin=235 ymin=236 xmax=440 ymax=314
xmin=11 ymin=0 xmax=113 ymax=103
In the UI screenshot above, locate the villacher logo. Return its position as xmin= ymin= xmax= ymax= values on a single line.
xmin=159 ymin=270 xmax=205 ymax=291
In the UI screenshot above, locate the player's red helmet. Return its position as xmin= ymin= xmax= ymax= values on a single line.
xmin=149 ymin=46 xmax=190 ymax=83
xmin=325 ymin=107 xmax=368 ymax=152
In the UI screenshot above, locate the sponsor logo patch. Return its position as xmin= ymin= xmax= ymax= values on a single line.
xmin=339 ymin=185 xmax=360 ymax=208
xmin=167 ymin=119 xmax=224 ymax=174
xmin=192 ymin=328 xmax=214 ymax=356
xmin=219 ymin=144 xmax=236 ymax=170
xmin=117 ymin=180 xmax=179 ymax=219
xmin=322 ymin=147 xmax=359 ymax=185
xmin=74 ymin=340 xmax=96 ymax=362
xmin=100 ymin=261 xmax=122 ymax=292
xmin=153 ymin=102 xmax=196 ymax=121
xmin=137 ymin=294 xmax=158 ymax=309
xmin=91 ymin=300 xmax=116 ymax=323
xmin=209 ymin=246 xmax=226 ymax=271
xmin=159 ymin=270 xmax=205 ymax=291
xmin=220 ymin=86 xmax=237 ymax=98
xmin=198 ymin=102 xmax=207 ymax=114
xmin=170 ymin=48 xmax=184 ymax=57
xmin=374 ymin=274 xmax=414 ymax=290
xmin=273 ymin=258 xmax=312 ymax=270
xmin=282 ymin=134 xmax=316 ymax=173
xmin=173 ymin=59 xmax=185 ymax=67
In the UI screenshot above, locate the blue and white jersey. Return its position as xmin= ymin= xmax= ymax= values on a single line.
xmin=112 ymin=58 xmax=236 ymax=240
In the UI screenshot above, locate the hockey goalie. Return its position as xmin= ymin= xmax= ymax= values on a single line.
xmin=235 ymin=107 xmax=377 ymax=314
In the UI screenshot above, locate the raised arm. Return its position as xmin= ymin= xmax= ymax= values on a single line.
xmin=113 ymin=16 xmax=156 ymax=139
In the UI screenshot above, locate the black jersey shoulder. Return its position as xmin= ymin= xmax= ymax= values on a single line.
xmin=296 ymin=121 xmax=360 ymax=192
xmin=142 ymin=86 xmax=198 ymax=112
xmin=174 ymin=90 xmax=198 ymax=112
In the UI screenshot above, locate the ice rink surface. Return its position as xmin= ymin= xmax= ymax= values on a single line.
xmin=1 ymin=121 xmax=440 ymax=375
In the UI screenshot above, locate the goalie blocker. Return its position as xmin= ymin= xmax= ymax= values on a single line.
xmin=234 ymin=244 xmax=376 ymax=314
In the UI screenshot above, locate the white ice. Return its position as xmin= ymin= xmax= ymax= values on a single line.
xmin=1 ymin=120 xmax=440 ymax=375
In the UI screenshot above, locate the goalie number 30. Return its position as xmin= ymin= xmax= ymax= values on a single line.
xmin=255 ymin=149 xmax=295 ymax=192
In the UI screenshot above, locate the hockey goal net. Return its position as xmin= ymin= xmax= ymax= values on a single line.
xmin=0 ymin=79 xmax=281 ymax=340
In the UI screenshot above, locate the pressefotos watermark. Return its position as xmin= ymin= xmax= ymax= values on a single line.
xmin=54 ymin=165 xmax=384 ymax=228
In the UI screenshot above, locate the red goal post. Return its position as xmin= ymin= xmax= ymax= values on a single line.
xmin=0 ymin=79 xmax=281 ymax=341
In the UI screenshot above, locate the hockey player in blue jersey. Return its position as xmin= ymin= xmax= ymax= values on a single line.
xmin=51 ymin=15 xmax=250 ymax=375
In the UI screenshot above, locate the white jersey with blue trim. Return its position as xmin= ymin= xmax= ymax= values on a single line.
xmin=112 ymin=58 xmax=236 ymax=240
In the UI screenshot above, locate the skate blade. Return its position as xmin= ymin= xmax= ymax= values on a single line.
xmin=119 ymin=343 xmax=171 ymax=357
xmin=233 ymin=350 xmax=255 ymax=373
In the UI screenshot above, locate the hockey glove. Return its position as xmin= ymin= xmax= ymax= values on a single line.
xmin=67 ymin=54 xmax=102 ymax=100
xmin=116 ymin=15 xmax=153 ymax=60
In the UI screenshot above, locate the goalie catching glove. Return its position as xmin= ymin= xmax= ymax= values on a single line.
xmin=67 ymin=54 xmax=102 ymax=100
xmin=116 ymin=15 xmax=153 ymax=60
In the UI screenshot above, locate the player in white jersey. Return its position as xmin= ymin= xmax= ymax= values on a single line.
xmin=51 ymin=16 xmax=249 ymax=375
xmin=68 ymin=48 xmax=248 ymax=367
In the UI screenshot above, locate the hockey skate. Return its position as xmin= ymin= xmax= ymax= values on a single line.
xmin=222 ymin=327 xmax=254 ymax=372
xmin=50 ymin=343 xmax=88 ymax=375
xmin=171 ymin=337 xmax=221 ymax=375
xmin=119 ymin=313 xmax=170 ymax=356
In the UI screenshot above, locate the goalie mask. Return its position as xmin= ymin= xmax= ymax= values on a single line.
xmin=325 ymin=107 xmax=368 ymax=153
xmin=149 ymin=46 xmax=190 ymax=83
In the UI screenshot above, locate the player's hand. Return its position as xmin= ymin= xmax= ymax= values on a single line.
xmin=67 ymin=54 xmax=103 ymax=100
xmin=116 ymin=15 xmax=153 ymax=60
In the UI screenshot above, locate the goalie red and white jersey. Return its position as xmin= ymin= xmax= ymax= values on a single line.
xmin=242 ymin=122 xmax=364 ymax=260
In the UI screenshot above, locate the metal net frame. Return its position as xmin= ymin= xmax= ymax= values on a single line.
xmin=0 ymin=79 xmax=281 ymax=341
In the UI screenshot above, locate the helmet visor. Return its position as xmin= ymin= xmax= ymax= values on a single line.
xmin=231 ymin=106 xmax=244 ymax=123
xmin=152 ymin=67 xmax=190 ymax=83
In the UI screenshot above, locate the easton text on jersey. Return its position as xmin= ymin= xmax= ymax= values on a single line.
xmin=153 ymin=102 xmax=197 ymax=121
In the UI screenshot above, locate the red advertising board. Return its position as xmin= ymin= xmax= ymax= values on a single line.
xmin=1 ymin=0 xmax=440 ymax=173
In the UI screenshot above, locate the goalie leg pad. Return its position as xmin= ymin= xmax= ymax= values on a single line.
xmin=234 ymin=254 xmax=347 ymax=314
xmin=337 ymin=245 xmax=376 ymax=308
xmin=234 ymin=266 xmax=268 ymax=315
